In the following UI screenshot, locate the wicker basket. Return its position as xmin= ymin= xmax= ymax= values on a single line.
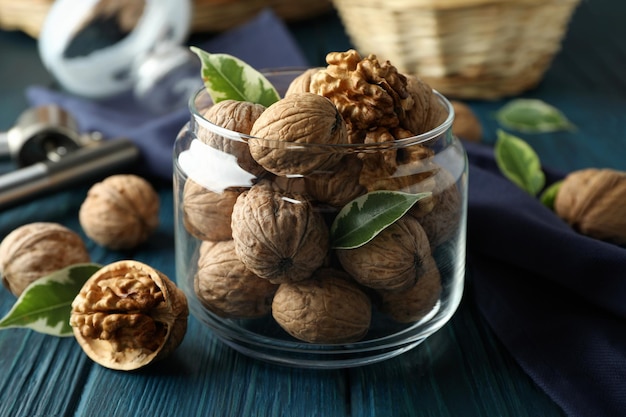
xmin=0 ymin=0 xmax=332 ymax=38
xmin=332 ymin=0 xmax=581 ymax=99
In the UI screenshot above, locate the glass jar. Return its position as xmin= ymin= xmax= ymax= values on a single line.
xmin=173 ymin=70 xmax=467 ymax=369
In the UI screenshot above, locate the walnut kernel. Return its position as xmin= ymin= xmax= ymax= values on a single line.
xmin=79 ymin=174 xmax=159 ymax=250
xmin=0 ymin=222 xmax=91 ymax=296
xmin=70 ymin=260 xmax=188 ymax=370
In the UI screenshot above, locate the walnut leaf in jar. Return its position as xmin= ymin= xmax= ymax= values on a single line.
xmin=70 ymin=260 xmax=188 ymax=371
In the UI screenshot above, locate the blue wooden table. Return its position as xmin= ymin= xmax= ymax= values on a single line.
xmin=1 ymin=2 xmax=624 ymax=416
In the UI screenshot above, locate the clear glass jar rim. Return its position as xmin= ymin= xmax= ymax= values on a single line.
xmin=188 ymin=71 xmax=455 ymax=150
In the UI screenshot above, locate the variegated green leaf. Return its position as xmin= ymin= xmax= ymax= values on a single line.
xmin=330 ymin=191 xmax=431 ymax=249
xmin=190 ymin=47 xmax=280 ymax=107
xmin=495 ymin=129 xmax=546 ymax=196
xmin=540 ymin=180 xmax=563 ymax=210
xmin=495 ymin=98 xmax=575 ymax=133
xmin=0 ymin=263 xmax=101 ymax=337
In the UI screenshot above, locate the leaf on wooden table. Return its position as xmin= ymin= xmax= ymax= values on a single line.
xmin=495 ymin=129 xmax=546 ymax=196
xmin=330 ymin=191 xmax=431 ymax=249
xmin=495 ymin=98 xmax=575 ymax=133
xmin=190 ymin=47 xmax=280 ymax=107
xmin=0 ymin=263 xmax=101 ymax=337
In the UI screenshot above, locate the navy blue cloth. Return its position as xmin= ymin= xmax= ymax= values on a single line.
xmin=465 ymin=140 xmax=626 ymax=417
xmin=25 ymin=7 xmax=626 ymax=416
xmin=26 ymin=9 xmax=308 ymax=181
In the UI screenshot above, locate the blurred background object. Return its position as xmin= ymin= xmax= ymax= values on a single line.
xmin=332 ymin=0 xmax=581 ymax=100
xmin=0 ymin=0 xmax=332 ymax=38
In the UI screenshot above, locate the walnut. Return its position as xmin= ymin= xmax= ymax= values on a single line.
xmin=554 ymin=168 xmax=626 ymax=244
xmin=182 ymin=178 xmax=241 ymax=241
xmin=230 ymin=180 xmax=329 ymax=284
xmin=285 ymin=67 xmax=321 ymax=96
xmin=410 ymin=167 xmax=462 ymax=247
xmin=451 ymin=100 xmax=482 ymax=142
xmin=310 ymin=49 xmax=414 ymax=144
xmin=194 ymin=240 xmax=278 ymax=318
xmin=248 ymin=92 xmax=347 ymax=176
xmin=79 ymin=174 xmax=159 ymax=250
xmin=402 ymin=75 xmax=448 ymax=135
xmin=337 ymin=215 xmax=432 ymax=291
xmin=0 ymin=222 xmax=91 ymax=296
xmin=70 ymin=260 xmax=188 ymax=370
xmin=304 ymin=154 xmax=366 ymax=207
xmin=378 ymin=257 xmax=441 ymax=323
xmin=272 ymin=268 xmax=371 ymax=344
xmin=199 ymin=99 xmax=266 ymax=176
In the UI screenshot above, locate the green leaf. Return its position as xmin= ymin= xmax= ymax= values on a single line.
xmin=495 ymin=98 xmax=575 ymax=133
xmin=190 ymin=47 xmax=280 ymax=107
xmin=540 ymin=180 xmax=563 ymax=210
xmin=0 ymin=263 xmax=101 ymax=337
xmin=330 ymin=191 xmax=431 ymax=249
xmin=495 ymin=129 xmax=546 ymax=196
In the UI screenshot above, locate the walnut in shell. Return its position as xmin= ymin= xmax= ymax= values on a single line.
xmin=248 ymin=92 xmax=348 ymax=176
xmin=230 ymin=180 xmax=329 ymax=284
xmin=199 ymin=99 xmax=266 ymax=176
xmin=378 ymin=257 xmax=442 ymax=323
xmin=402 ymin=74 xmax=449 ymax=135
xmin=451 ymin=100 xmax=482 ymax=142
xmin=304 ymin=154 xmax=366 ymax=207
xmin=410 ymin=167 xmax=462 ymax=248
xmin=284 ymin=67 xmax=321 ymax=96
xmin=79 ymin=174 xmax=159 ymax=250
xmin=70 ymin=260 xmax=188 ymax=371
xmin=272 ymin=268 xmax=371 ymax=344
xmin=195 ymin=240 xmax=278 ymax=318
xmin=0 ymin=222 xmax=91 ymax=296
xmin=337 ymin=215 xmax=432 ymax=291
xmin=182 ymin=179 xmax=241 ymax=241
xmin=554 ymin=168 xmax=626 ymax=244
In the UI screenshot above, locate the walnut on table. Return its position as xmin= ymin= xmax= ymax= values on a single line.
xmin=0 ymin=222 xmax=91 ymax=296
xmin=79 ymin=174 xmax=159 ymax=250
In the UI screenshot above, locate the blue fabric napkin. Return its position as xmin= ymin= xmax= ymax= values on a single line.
xmin=25 ymin=7 xmax=626 ymax=417
xmin=26 ymin=9 xmax=308 ymax=181
xmin=465 ymin=140 xmax=626 ymax=417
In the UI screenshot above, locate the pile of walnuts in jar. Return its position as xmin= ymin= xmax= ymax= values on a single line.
xmin=183 ymin=50 xmax=462 ymax=344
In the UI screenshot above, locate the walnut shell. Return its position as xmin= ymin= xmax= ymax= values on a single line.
xmin=285 ymin=67 xmax=321 ymax=96
xmin=378 ymin=257 xmax=442 ymax=323
xmin=230 ymin=181 xmax=329 ymax=284
xmin=304 ymin=154 xmax=366 ymax=207
xmin=410 ymin=167 xmax=462 ymax=248
xmin=79 ymin=174 xmax=159 ymax=250
xmin=248 ymin=92 xmax=347 ymax=176
xmin=337 ymin=215 xmax=432 ymax=291
xmin=199 ymin=99 xmax=266 ymax=176
xmin=194 ymin=240 xmax=278 ymax=318
xmin=402 ymin=74 xmax=448 ymax=135
xmin=182 ymin=178 xmax=241 ymax=241
xmin=70 ymin=260 xmax=188 ymax=371
xmin=451 ymin=100 xmax=482 ymax=142
xmin=272 ymin=268 xmax=371 ymax=344
xmin=554 ymin=168 xmax=626 ymax=244
xmin=0 ymin=222 xmax=91 ymax=296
